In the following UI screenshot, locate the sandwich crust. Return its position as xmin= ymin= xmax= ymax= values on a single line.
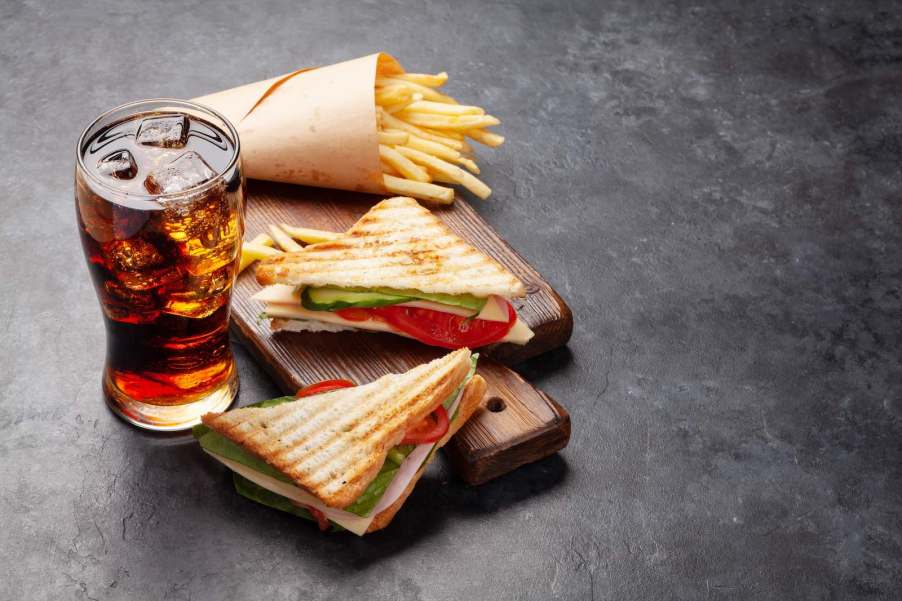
xmin=255 ymin=196 xmax=526 ymax=298
xmin=201 ymin=349 xmax=473 ymax=509
xmin=367 ymin=374 xmax=487 ymax=532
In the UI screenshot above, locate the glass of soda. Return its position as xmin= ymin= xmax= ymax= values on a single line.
xmin=76 ymin=99 xmax=245 ymax=431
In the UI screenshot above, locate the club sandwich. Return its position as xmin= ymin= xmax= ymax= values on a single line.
xmin=194 ymin=348 xmax=485 ymax=534
xmin=253 ymin=196 xmax=534 ymax=349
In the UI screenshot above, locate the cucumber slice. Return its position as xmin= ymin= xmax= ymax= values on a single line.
xmin=369 ymin=287 xmax=487 ymax=313
xmin=301 ymin=285 xmax=487 ymax=313
xmin=301 ymin=287 xmax=412 ymax=311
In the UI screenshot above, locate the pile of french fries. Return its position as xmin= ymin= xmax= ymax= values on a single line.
xmin=376 ymin=71 xmax=504 ymax=204
xmin=238 ymin=224 xmax=342 ymax=274
xmin=238 ymin=71 xmax=506 ymax=270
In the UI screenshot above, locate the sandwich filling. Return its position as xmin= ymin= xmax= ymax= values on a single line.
xmin=254 ymin=284 xmax=534 ymax=348
xmin=192 ymin=355 xmax=478 ymax=535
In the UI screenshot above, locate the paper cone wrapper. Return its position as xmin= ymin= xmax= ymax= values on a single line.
xmin=194 ymin=53 xmax=403 ymax=194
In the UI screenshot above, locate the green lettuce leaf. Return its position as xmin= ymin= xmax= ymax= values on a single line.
xmin=194 ymin=395 xmax=297 ymax=483
xmin=343 ymin=465 xmax=400 ymax=516
xmin=198 ymin=430 xmax=290 ymax=483
xmin=233 ymin=472 xmax=313 ymax=519
xmin=232 ymin=473 xmax=347 ymax=532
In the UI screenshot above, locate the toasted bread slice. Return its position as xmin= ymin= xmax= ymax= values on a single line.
xmin=255 ymin=196 xmax=526 ymax=298
xmin=202 ymin=348 xmax=473 ymax=509
xmin=367 ymin=374 xmax=486 ymax=532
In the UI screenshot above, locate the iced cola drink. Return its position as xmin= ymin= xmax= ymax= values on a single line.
xmin=76 ymin=100 xmax=244 ymax=430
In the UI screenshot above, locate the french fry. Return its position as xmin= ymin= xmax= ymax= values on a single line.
xmin=456 ymin=157 xmax=480 ymax=174
xmin=420 ymin=127 xmax=473 ymax=152
xmin=466 ymin=128 xmax=505 ymax=147
xmin=395 ymin=72 xmax=448 ymax=87
xmin=428 ymin=172 xmax=459 ymax=185
xmin=395 ymin=146 xmax=491 ymax=199
xmin=420 ymin=127 xmax=471 ymax=153
xmin=397 ymin=112 xmax=501 ymax=131
xmin=242 ymin=242 xmax=283 ymax=262
xmin=421 ymin=127 xmax=465 ymax=141
xmin=279 ymin=223 xmax=342 ymax=244
xmin=405 ymin=100 xmax=484 ymax=116
xmin=375 ymin=86 xmax=412 ymax=106
xmin=378 ymin=130 xmax=409 ymax=145
xmin=404 ymin=134 xmax=460 ymax=162
xmin=383 ymin=174 xmax=454 ymax=204
xmin=380 ymin=111 xmax=465 ymax=150
xmin=238 ymin=233 xmax=275 ymax=273
xmin=373 ymin=66 xmax=504 ymax=202
xmin=380 ymin=112 xmax=463 ymax=150
xmin=380 ymin=159 xmax=401 ymax=176
xmin=376 ymin=77 xmax=457 ymax=104
xmin=381 ymin=101 xmax=413 ymax=115
xmin=248 ymin=233 xmax=274 ymax=246
xmin=268 ymin=224 xmax=303 ymax=252
xmin=379 ymin=144 xmax=430 ymax=182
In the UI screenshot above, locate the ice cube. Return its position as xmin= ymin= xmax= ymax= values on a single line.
xmin=101 ymin=239 xmax=180 ymax=290
xmin=192 ymin=265 xmax=233 ymax=296
xmin=144 ymin=151 xmax=217 ymax=195
xmin=101 ymin=239 xmax=164 ymax=271
xmin=102 ymin=280 xmax=160 ymax=324
xmin=97 ymin=150 xmax=137 ymax=180
xmin=135 ymin=114 xmax=189 ymax=148
xmin=157 ymin=190 xmax=228 ymax=240
xmin=116 ymin=266 xmax=181 ymax=291
xmin=181 ymin=209 xmax=241 ymax=275
xmin=162 ymin=291 xmax=228 ymax=319
xmin=154 ymin=191 xmax=240 ymax=275
xmin=160 ymin=265 xmax=232 ymax=319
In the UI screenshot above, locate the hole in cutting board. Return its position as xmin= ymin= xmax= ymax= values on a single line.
xmin=486 ymin=397 xmax=506 ymax=412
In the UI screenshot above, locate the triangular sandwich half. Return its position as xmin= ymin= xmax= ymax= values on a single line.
xmin=253 ymin=196 xmax=534 ymax=349
xmin=194 ymin=348 xmax=486 ymax=534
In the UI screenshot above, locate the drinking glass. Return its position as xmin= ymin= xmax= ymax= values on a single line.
xmin=75 ymin=99 xmax=245 ymax=431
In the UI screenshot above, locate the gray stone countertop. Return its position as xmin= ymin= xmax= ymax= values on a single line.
xmin=1 ymin=1 xmax=900 ymax=599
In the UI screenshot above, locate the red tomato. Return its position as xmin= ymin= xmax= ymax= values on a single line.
xmin=401 ymin=406 xmax=449 ymax=445
xmin=369 ymin=300 xmax=516 ymax=349
xmin=335 ymin=308 xmax=371 ymax=322
xmin=306 ymin=505 xmax=331 ymax=532
xmin=296 ymin=379 xmax=355 ymax=398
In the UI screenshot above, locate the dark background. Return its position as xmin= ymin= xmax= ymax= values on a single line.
xmin=2 ymin=1 xmax=901 ymax=599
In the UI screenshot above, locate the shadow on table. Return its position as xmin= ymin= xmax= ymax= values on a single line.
xmin=299 ymin=452 xmax=569 ymax=570
xmin=264 ymin=352 xmax=572 ymax=566
xmin=114 ymin=418 xmax=568 ymax=569
xmin=101 ymin=332 xmax=574 ymax=569
xmin=513 ymin=345 xmax=574 ymax=385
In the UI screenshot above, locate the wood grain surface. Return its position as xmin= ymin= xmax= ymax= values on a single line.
xmin=231 ymin=181 xmax=571 ymax=484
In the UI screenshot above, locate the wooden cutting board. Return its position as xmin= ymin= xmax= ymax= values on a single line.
xmin=230 ymin=181 xmax=572 ymax=485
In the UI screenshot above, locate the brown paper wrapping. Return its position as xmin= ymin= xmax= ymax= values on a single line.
xmin=194 ymin=53 xmax=404 ymax=194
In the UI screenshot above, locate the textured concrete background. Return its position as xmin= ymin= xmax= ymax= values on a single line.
xmin=2 ymin=1 xmax=901 ymax=599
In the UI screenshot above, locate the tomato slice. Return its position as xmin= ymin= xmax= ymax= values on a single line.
xmin=335 ymin=308 xmax=371 ymax=322
xmin=306 ymin=505 xmax=331 ymax=532
xmin=401 ymin=406 xmax=449 ymax=445
xmin=368 ymin=300 xmax=517 ymax=349
xmin=289 ymin=500 xmax=331 ymax=532
xmin=296 ymin=379 xmax=355 ymax=398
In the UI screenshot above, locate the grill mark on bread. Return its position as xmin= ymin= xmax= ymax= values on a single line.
xmin=295 ymin=354 xmax=467 ymax=502
xmin=255 ymin=197 xmax=526 ymax=298
xmin=279 ymin=358 xmax=461 ymax=493
xmin=366 ymin=374 xmax=487 ymax=532
xmin=202 ymin=349 xmax=472 ymax=508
